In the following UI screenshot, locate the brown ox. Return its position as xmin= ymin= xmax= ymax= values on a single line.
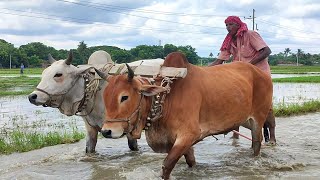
xmin=98 ymin=52 xmax=273 ymax=179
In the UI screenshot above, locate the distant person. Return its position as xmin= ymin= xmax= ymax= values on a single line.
xmin=209 ymin=16 xmax=276 ymax=144
xmin=20 ymin=63 xmax=24 ymax=75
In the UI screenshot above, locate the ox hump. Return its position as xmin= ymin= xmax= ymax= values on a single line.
xmin=163 ymin=52 xmax=188 ymax=68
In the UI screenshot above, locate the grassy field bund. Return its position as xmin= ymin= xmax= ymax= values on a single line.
xmin=0 ymin=67 xmax=43 ymax=75
xmin=271 ymin=65 xmax=320 ymax=74
xmin=1 ymin=66 xmax=320 ymax=154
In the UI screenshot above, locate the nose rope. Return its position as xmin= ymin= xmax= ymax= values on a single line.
xmin=35 ymin=75 xmax=81 ymax=108
xmin=104 ymin=94 xmax=144 ymax=134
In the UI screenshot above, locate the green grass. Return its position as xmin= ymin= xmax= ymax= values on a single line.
xmin=271 ymin=65 xmax=320 ymax=74
xmin=273 ymin=76 xmax=320 ymax=83
xmin=0 ymin=128 xmax=85 ymax=154
xmin=274 ymin=100 xmax=320 ymax=117
xmin=0 ymin=76 xmax=40 ymax=96
xmin=0 ymin=68 xmax=43 ymax=75
xmin=0 ymin=116 xmax=85 ymax=154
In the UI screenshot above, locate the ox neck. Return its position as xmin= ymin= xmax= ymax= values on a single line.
xmin=75 ymin=73 xmax=97 ymax=116
xmin=143 ymin=77 xmax=173 ymax=130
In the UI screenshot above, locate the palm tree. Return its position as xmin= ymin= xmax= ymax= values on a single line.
xmin=284 ymin=48 xmax=291 ymax=58
xmin=296 ymin=49 xmax=304 ymax=66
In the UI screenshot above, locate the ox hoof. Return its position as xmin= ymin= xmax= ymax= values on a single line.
xmin=128 ymin=140 xmax=139 ymax=151
xmin=265 ymin=141 xmax=277 ymax=146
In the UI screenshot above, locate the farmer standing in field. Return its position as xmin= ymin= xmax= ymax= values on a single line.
xmin=20 ymin=63 xmax=24 ymax=75
xmin=209 ymin=16 xmax=276 ymax=144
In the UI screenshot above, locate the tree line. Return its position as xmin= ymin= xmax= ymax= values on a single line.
xmin=0 ymin=39 xmax=319 ymax=68
xmin=0 ymin=40 xmax=199 ymax=68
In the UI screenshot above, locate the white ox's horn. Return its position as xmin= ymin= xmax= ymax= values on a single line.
xmin=94 ymin=68 xmax=109 ymax=80
xmin=65 ymin=51 xmax=73 ymax=65
xmin=48 ymin=54 xmax=56 ymax=64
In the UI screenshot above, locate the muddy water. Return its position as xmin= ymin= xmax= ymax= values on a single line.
xmin=0 ymin=113 xmax=319 ymax=179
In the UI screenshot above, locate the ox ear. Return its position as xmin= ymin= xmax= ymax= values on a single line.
xmin=139 ymin=85 xmax=167 ymax=96
xmin=65 ymin=50 xmax=73 ymax=65
xmin=48 ymin=54 xmax=56 ymax=64
xmin=76 ymin=65 xmax=93 ymax=75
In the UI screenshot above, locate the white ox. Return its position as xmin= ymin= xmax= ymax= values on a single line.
xmin=28 ymin=50 xmax=164 ymax=153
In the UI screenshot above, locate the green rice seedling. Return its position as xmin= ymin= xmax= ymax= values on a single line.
xmin=273 ymin=76 xmax=320 ymax=83
xmin=0 ymin=76 xmax=40 ymax=96
xmin=0 ymin=117 xmax=85 ymax=154
xmin=274 ymin=100 xmax=320 ymax=117
xmin=0 ymin=128 xmax=85 ymax=154
xmin=271 ymin=66 xmax=320 ymax=74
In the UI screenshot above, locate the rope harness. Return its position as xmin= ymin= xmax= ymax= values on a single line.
xmin=144 ymin=77 xmax=174 ymax=130
xmin=36 ymin=75 xmax=81 ymax=109
xmin=36 ymin=63 xmax=114 ymax=116
xmin=102 ymin=76 xmax=175 ymax=134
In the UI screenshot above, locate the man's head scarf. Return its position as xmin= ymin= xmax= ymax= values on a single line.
xmin=220 ymin=16 xmax=248 ymax=51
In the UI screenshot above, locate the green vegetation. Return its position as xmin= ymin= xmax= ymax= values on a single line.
xmin=0 ymin=68 xmax=43 ymax=74
xmin=271 ymin=66 xmax=320 ymax=74
xmin=274 ymin=100 xmax=320 ymax=117
xmin=0 ymin=39 xmax=200 ymax=68
xmin=1 ymin=39 xmax=320 ymax=69
xmin=0 ymin=128 xmax=84 ymax=154
xmin=269 ymin=48 xmax=320 ymax=66
xmin=0 ymin=116 xmax=85 ymax=154
xmin=0 ymin=76 xmax=40 ymax=96
xmin=273 ymin=76 xmax=320 ymax=83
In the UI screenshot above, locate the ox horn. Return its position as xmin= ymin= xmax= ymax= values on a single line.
xmin=94 ymin=68 xmax=109 ymax=80
xmin=125 ymin=63 xmax=134 ymax=82
xmin=48 ymin=54 xmax=56 ymax=64
xmin=65 ymin=50 xmax=73 ymax=65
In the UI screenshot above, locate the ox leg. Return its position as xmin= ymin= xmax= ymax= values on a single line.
xmin=85 ymin=124 xmax=98 ymax=153
xmin=162 ymin=137 xmax=195 ymax=180
xmin=266 ymin=109 xmax=276 ymax=145
xmin=263 ymin=124 xmax=270 ymax=142
xmin=126 ymin=134 xmax=139 ymax=151
xmin=184 ymin=146 xmax=196 ymax=167
xmin=250 ymin=119 xmax=263 ymax=156
xmin=232 ymin=126 xmax=240 ymax=139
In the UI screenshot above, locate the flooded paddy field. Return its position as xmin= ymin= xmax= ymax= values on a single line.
xmin=0 ymin=80 xmax=320 ymax=179
xmin=0 ymin=113 xmax=319 ymax=179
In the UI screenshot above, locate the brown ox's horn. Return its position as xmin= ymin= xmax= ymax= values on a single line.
xmin=125 ymin=63 xmax=134 ymax=82
xmin=48 ymin=54 xmax=56 ymax=64
xmin=94 ymin=68 xmax=109 ymax=80
xmin=65 ymin=50 xmax=73 ymax=65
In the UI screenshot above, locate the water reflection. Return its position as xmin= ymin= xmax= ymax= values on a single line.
xmin=0 ymin=95 xmax=83 ymax=131
xmin=273 ymin=83 xmax=320 ymax=105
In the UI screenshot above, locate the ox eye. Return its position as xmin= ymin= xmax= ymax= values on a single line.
xmin=54 ymin=73 xmax=62 ymax=77
xmin=121 ymin=96 xmax=128 ymax=103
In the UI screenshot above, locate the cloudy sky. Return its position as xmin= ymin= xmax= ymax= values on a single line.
xmin=1 ymin=0 xmax=319 ymax=57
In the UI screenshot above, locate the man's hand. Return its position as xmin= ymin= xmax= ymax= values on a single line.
xmin=209 ymin=59 xmax=224 ymax=66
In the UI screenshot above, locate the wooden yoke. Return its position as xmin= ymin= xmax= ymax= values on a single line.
xmin=109 ymin=64 xmax=187 ymax=78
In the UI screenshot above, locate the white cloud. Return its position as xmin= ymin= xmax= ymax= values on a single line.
xmin=0 ymin=0 xmax=319 ymax=56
